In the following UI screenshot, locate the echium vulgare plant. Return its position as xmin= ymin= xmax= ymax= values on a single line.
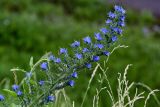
xmin=0 ymin=5 xmax=126 ymax=107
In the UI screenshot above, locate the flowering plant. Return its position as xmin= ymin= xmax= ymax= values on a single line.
xmin=0 ymin=5 xmax=126 ymax=107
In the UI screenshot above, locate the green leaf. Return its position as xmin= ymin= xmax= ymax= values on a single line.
xmin=3 ymin=89 xmax=17 ymax=97
xmin=11 ymin=103 xmax=21 ymax=107
xmin=30 ymin=79 xmax=37 ymax=85
xmin=10 ymin=68 xmax=26 ymax=73
xmin=29 ymin=56 xmax=34 ymax=68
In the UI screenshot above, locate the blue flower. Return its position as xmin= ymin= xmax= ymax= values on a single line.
xmin=118 ymin=21 xmax=125 ymax=27
xmin=95 ymin=33 xmax=103 ymax=41
xmin=0 ymin=95 xmax=4 ymax=101
xmin=75 ymin=53 xmax=83 ymax=60
xmin=117 ymin=28 xmax=122 ymax=35
xmin=82 ymin=48 xmax=89 ymax=53
xmin=100 ymin=28 xmax=108 ymax=34
xmin=85 ymin=63 xmax=92 ymax=69
xmin=39 ymin=80 xmax=45 ymax=86
xmin=94 ymin=44 xmax=104 ymax=49
xmin=68 ymin=80 xmax=75 ymax=87
xmin=103 ymin=51 xmax=110 ymax=56
xmin=60 ymin=48 xmax=67 ymax=54
xmin=119 ymin=15 xmax=125 ymax=21
xmin=47 ymin=95 xmax=55 ymax=102
xmin=114 ymin=5 xmax=126 ymax=14
xmin=49 ymin=55 xmax=55 ymax=61
xmin=106 ymin=19 xmax=112 ymax=24
xmin=12 ymin=84 xmax=19 ymax=91
xmin=40 ymin=62 xmax=48 ymax=71
xmin=26 ymin=72 xmax=32 ymax=78
xmin=92 ymin=56 xmax=100 ymax=62
xmin=108 ymin=11 xmax=116 ymax=18
xmin=83 ymin=36 xmax=91 ymax=44
xmin=17 ymin=90 xmax=22 ymax=96
xmin=71 ymin=41 xmax=80 ymax=47
xmin=111 ymin=36 xmax=117 ymax=42
xmin=71 ymin=72 xmax=78 ymax=78
xmin=112 ymin=27 xmax=122 ymax=35
xmin=54 ymin=58 xmax=61 ymax=63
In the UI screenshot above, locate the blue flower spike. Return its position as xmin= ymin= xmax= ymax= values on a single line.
xmin=0 ymin=5 xmax=126 ymax=106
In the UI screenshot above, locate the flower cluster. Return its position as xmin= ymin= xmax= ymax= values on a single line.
xmin=0 ymin=5 xmax=125 ymax=106
xmin=12 ymin=84 xmax=23 ymax=96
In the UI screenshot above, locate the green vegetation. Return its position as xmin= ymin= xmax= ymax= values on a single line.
xmin=0 ymin=0 xmax=160 ymax=106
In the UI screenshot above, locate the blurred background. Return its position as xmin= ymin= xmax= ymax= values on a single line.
xmin=0 ymin=0 xmax=160 ymax=106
